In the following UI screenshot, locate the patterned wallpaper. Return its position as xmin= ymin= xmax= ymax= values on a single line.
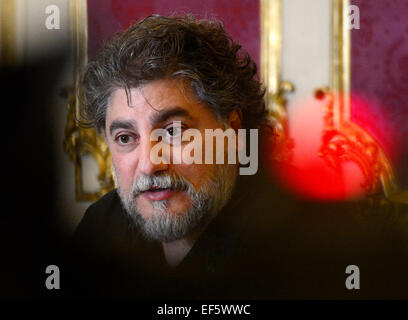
xmin=351 ymin=0 xmax=408 ymax=188
xmin=87 ymin=0 xmax=260 ymax=66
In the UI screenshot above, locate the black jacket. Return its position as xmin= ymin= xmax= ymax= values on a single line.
xmin=63 ymin=169 xmax=408 ymax=299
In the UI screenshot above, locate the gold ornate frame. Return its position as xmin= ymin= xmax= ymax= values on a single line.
xmin=260 ymin=0 xmax=407 ymax=203
xmin=0 ymin=0 xmax=17 ymax=65
xmin=260 ymin=0 xmax=294 ymax=162
xmin=64 ymin=0 xmax=114 ymax=201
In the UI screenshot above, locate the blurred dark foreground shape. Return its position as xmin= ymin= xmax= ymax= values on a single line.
xmin=0 ymin=51 xmax=69 ymax=299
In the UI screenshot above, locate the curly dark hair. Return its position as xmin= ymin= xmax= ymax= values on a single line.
xmin=80 ymin=14 xmax=266 ymax=132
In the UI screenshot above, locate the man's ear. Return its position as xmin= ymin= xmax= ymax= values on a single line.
xmin=228 ymin=109 xmax=243 ymax=131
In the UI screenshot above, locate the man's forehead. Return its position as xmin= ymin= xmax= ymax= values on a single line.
xmin=109 ymin=79 xmax=195 ymax=113
xmin=105 ymin=79 xmax=220 ymax=131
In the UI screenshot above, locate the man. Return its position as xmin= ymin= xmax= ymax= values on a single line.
xmin=66 ymin=14 xmax=408 ymax=300
xmin=66 ymin=14 xmax=278 ymax=299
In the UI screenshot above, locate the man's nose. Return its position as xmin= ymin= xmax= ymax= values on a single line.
xmin=137 ymin=137 xmax=169 ymax=176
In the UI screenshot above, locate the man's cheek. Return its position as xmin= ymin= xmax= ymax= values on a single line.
xmin=167 ymin=191 xmax=193 ymax=213
xmin=135 ymin=197 xmax=155 ymax=219
xmin=113 ymin=158 xmax=134 ymax=186
xmin=177 ymin=164 xmax=213 ymax=191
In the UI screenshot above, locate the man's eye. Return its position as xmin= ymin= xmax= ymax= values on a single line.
xmin=166 ymin=126 xmax=182 ymax=137
xmin=116 ymin=134 xmax=133 ymax=145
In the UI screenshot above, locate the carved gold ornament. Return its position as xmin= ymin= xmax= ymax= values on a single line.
xmin=261 ymin=0 xmax=406 ymax=203
xmin=261 ymin=0 xmax=295 ymax=162
xmin=63 ymin=0 xmax=114 ymax=201
xmin=0 ymin=0 xmax=17 ymax=65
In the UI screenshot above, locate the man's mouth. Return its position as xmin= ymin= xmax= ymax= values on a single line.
xmin=140 ymin=187 xmax=177 ymax=201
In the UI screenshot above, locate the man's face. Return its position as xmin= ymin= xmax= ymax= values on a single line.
xmin=105 ymin=79 xmax=238 ymax=242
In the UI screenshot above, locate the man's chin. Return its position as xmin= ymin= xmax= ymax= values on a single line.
xmin=133 ymin=210 xmax=199 ymax=243
xmin=136 ymin=206 xmax=191 ymax=221
xmin=136 ymin=195 xmax=193 ymax=217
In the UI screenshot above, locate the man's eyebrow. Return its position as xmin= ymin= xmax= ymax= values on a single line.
xmin=150 ymin=107 xmax=193 ymax=125
xmin=109 ymin=119 xmax=137 ymax=135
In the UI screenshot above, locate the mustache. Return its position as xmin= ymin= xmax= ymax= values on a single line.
xmin=130 ymin=173 xmax=193 ymax=197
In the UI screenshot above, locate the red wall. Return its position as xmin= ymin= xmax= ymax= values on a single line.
xmin=87 ymin=0 xmax=260 ymax=67
xmin=351 ymin=0 xmax=408 ymax=187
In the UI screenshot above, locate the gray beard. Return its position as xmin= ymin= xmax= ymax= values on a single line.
xmin=116 ymin=164 xmax=237 ymax=243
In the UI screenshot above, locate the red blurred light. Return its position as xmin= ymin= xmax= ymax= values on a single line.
xmin=267 ymin=95 xmax=371 ymax=201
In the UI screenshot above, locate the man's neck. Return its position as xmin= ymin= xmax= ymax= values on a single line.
xmin=161 ymin=228 xmax=204 ymax=268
